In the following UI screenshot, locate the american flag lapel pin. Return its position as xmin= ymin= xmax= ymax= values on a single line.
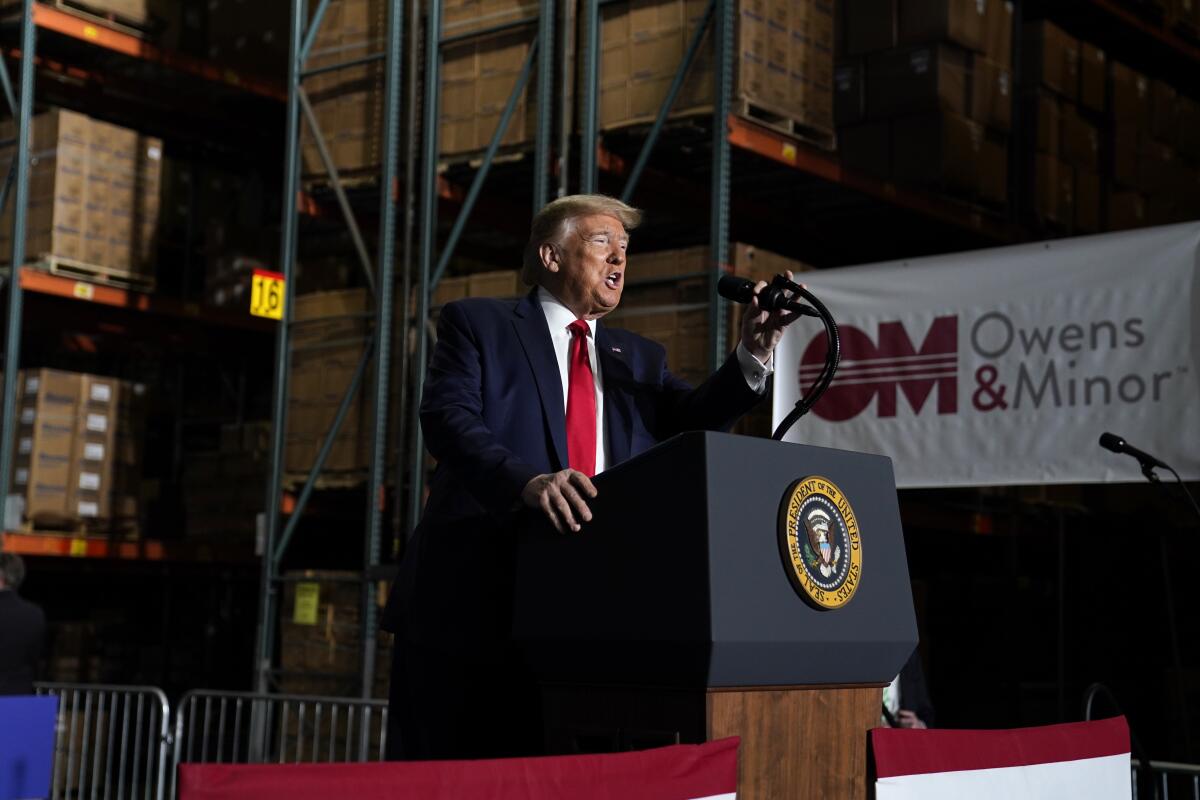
xmin=611 ymin=346 xmax=622 ymax=353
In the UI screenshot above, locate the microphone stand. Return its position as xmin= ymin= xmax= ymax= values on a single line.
xmin=1123 ymin=445 xmax=1200 ymax=757
xmin=771 ymin=275 xmax=840 ymax=441
xmin=1132 ymin=453 xmax=1200 ymax=526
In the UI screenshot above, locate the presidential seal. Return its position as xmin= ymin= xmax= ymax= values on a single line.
xmin=777 ymin=476 xmax=862 ymax=610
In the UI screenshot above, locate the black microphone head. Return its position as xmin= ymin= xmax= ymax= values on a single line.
xmin=717 ymin=274 xmax=755 ymax=304
xmin=1099 ymin=432 xmax=1126 ymax=454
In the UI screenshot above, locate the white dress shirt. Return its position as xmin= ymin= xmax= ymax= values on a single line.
xmin=537 ymin=287 xmax=774 ymax=474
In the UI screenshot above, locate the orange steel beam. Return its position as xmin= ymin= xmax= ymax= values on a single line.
xmin=2 ymin=530 xmax=253 ymax=561
xmin=30 ymin=3 xmax=286 ymax=100
xmin=1085 ymin=0 xmax=1200 ymax=63
xmin=19 ymin=267 xmax=274 ymax=331
xmin=726 ymin=114 xmax=1018 ymax=242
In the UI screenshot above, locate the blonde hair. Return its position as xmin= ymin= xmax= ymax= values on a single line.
xmin=521 ymin=194 xmax=643 ymax=285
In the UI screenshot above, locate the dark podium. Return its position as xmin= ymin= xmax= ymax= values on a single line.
xmin=514 ymin=431 xmax=917 ymax=799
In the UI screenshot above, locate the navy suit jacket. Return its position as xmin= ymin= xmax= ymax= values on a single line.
xmin=383 ymin=289 xmax=763 ymax=643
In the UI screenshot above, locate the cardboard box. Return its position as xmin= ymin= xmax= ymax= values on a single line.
xmin=1107 ymin=190 xmax=1145 ymax=230
xmin=207 ymin=0 xmax=289 ymax=79
xmin=433 ymin=275 xmax=470 ymax=306
xmin=838 ymin=119 xmax=892 ymax=178
xmin=1151 ymin=81 xmax=1177 ymax=145
xmin=1033 ymin=153 xmax=1073 ymax=225
xmin=1060 ymin=105 xmax=1099 ymax=171
xmin=866 ymin=44 xmax=968 ymax=119
xmin=1021 ymin=22 xmax=1078 ymax=100
xmin=892 ymin=111 xmax=1004 ymax=202
xmin=843 ymin=0 xmax=896 ymax=55
xmin=1110 ymin=61 xmax=1149 ymax=129
xmin=983 ymin=0 xmax=1012 ymax=67
xmin=1074 ymin=169 xmax=1101 ymax=233
xmin=69 ymin=375 xmax=121 ymax=521
xmin=898 ymin=0 xmax=985 ymax=52
xmin=467 ymin=269 xmax=520 ymax=298
xmin=1178 ymin=97 xmax=1200 ymax=162
xmin=1138 ymin=141 xmax=1178 ymax=194
xmin=1112 ymin=125 xmax=1139 ymax=189
xmin=1025 ymin=90 xmax=1060 ymax=155
xmin=1079 ymin=43 xmax=1106 ymax=113
xmin=969 ymin=55 xmax=1011 ymax=131
xmin=834 ymin=60 xmax=867 ymax=126
xmin=13 ymin=370 xmax=81 ymax=520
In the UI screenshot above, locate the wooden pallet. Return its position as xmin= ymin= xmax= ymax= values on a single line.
xmin=735 ymin=98 xmax=836 ymax=152
xmin=39 ymin=254 xmax=156 ymax=293
xmin=283 ymin=470 xmax=368 ymax=491
xmin=20 ymin=516 xmax=140 ymax=539
xmin=50 ymin=0 xmax=158 ymax=36
xmin=301 ymin=168 xmax=384 ymax=194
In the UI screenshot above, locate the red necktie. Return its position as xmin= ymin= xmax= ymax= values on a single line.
xmin=565 ymin=319 xmax=597 ymax=477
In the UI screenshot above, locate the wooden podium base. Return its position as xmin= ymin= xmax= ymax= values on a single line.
xmin=542 ymin=684 xmax=882 ymax=799
xmin=708 ymin=686 xmax=881 ymax=799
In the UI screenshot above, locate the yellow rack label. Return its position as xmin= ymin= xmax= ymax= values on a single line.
xmin=293 ymin=582 xmax=320 ymax=625
xmin=69 ymin=538 xmax=87 ymax=557
xmin=250 ymin=270 xmax=286 ymax=320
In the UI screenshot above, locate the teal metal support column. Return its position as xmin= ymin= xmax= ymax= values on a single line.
xmin=255 ymin=0 xmax=305 ymax=695
xmin=408 ymin=0 xmax=444 ymax=538
xmin=579 ymin=0 xmax=600 ymax=193
xmin=0 ymin=0 xmax=36 ymax=533
xmin=708 ymin=0 xmax=733 ymax=369
xmin=533 ymin=0 xmax=554 ymax=213
xmin=361 ymin=0 xmax=404 ymax=700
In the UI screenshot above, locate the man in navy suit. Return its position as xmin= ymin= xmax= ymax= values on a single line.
xmin=383 ymin=194 xmax=802 ymax=760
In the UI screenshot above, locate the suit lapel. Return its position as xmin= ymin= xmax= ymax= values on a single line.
xmin=513 ymin=289 xmax=569 ymax=470
xmin=596 ymin=324 xmax=633 ymax=467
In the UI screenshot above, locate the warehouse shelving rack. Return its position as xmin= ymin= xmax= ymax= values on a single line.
xmin=253 ymin=0 xmax=405 ymax=699
xmin=0 ymin=0 xmax=284 ymax=558
xmin=0 ymin=0 xmax=289 ymax=701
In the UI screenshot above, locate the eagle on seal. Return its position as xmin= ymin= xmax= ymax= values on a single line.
xmin=804 ymin=508 xmax=841 ymax=578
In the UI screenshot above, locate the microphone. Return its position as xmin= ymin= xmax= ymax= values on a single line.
xmin=1099 ymin=432 xmax=1171 ymax=471
xmin=717 ymin=274 xmax=819 ymax=317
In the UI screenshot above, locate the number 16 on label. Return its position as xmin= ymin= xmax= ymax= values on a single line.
xmin=250 ymin=269 xmax=286 ymax=320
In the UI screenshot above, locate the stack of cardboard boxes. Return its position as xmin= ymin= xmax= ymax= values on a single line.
xmin=1021 ymin=22 xmax=1200 ymax=232
xmin=181 ymin=421 xmax=269 ymax=542
xmin=440 ymin=0 xmax=540 ymax=155
xmin=206 ymin=0 xmax=289 ymax=79
xmin=430 ymin=268 xmax=523 ymax=306
xmin=599 ymin=0 xmax=834 ymax=138
xmin=0 ymin=109 xmax=162 ymax=286
xmin=285 ymin=289 xmax=377 ymax=478
xmin=1021 ymin=22 xmax=1100 ymax=231
xmin=279 ymin=570 xmax=391 ymax=700
xmin=11 ymin=369 xmax=143 ymax=534
xmin=1107 ymin=60 xmax=1200 ymax=229
xmin=304 ymin=0 xmax=388 ymax=179
xmin=836 ymin=0 xmax=1012 ymax=205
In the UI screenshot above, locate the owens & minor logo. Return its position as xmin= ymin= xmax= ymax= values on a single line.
xmin=799 ymin=316 xmax=958 ymax=422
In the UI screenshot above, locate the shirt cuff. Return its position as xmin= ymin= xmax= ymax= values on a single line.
xmin=736 ymin=342 xmax=774 ymax=394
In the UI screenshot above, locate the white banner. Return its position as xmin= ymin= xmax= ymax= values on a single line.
xmin=773 ymin=223 xmax=1200 ymax=487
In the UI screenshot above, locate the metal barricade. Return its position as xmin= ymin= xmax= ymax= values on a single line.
xmin=34 ymin=682 xmax=172 ymax=800
xmin=1132 ymin=759 xmax=1200 ymax=800
xmin=170 ymin=690 xmax=388 ymax=798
